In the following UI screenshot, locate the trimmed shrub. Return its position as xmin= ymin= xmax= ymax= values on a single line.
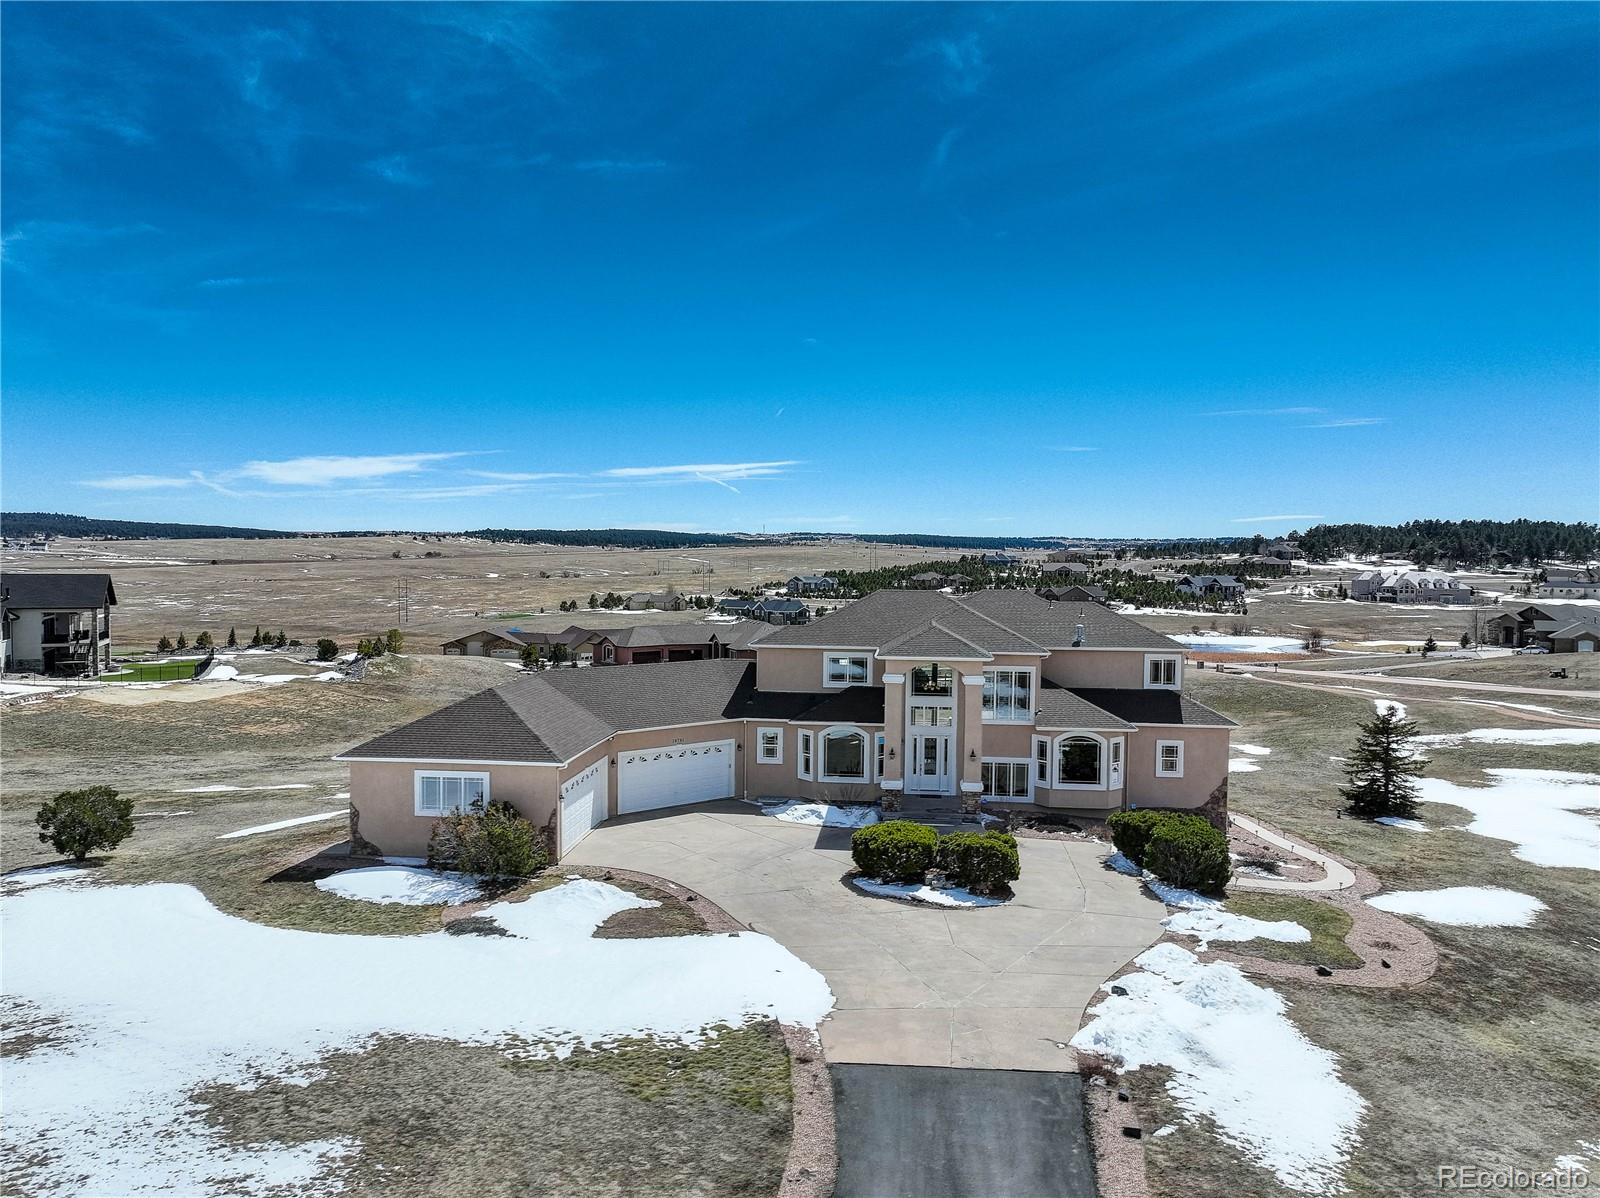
xmin=1106 ymin=809 xmax=1167 ymax=867
xmin=1144 ymin=814 xmax=1231 ymax=895
xmin=36 ymin=786 xmax=135 ymax=861
xmin=315 ymin=638 xmax=339 ymax=662
xmin=428 ymin=800 xmax=548 ymax=878
xmin=851 ymin=820 xmax=938 ymax=883
xmin=934 ymin=830 xmax=1020 ymax=894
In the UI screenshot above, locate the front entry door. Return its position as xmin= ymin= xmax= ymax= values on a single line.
xmin=908 ymin=733 xmax=954 ymax=795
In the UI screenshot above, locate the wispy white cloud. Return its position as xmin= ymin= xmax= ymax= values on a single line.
xmin=81 ymin=474 xmax=194 ymax=491
xmin=1049 ymin=445 xmax=1099 ymax=453
xmin=363 ymin=154 xmax=426 ymax=187
xmin=464 ymin=470 xmax=579 ymax=482
xmin=912 ymin=32 xmax=990 ymax=98
xmin=1231 ymin=514 xmax=1321 ymax=523
xmin=573 ymin=158 xmax=673 ymax=176
xmin=600 ymin=461 xmax=799 ymax=482
xmin=197 ymin=275 xmax=273 ymax=289
xmin=237 ymin=452 xmax=473 ymax=486
xmin=1307 ymin=417 xmax=1386 ymax=428
xmin=1204 ymin=406 xmax=1324 ymax=417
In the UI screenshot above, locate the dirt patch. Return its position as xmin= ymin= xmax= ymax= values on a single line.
xmin=591 ymin=877 xmax=711 ymax=939
xmin=196 ymin=1027 xmax=793 ymax=1198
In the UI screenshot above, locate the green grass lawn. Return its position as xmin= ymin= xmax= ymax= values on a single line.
xmin=1222 ymin=894 xmax=1362 ymax=970
xmin=101 ymin=660 xmax=203 ymax=682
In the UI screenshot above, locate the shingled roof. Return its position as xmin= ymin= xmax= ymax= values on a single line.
xmin=1 ymin=572 xmax=117 ymax=609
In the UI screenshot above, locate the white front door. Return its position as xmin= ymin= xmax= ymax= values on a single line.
xmin=559 ymin=761 xmax=609 ymax=856
xmin=617 ymin=739 xmax=735 ymax=814
xmin=907 ymin=732 xmax=954 ymax=795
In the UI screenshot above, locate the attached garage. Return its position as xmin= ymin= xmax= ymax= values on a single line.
xmin=559 ymin=759 xmax=609 ymax=855
xmin=617 ymin=739 xmax=735 ymax=814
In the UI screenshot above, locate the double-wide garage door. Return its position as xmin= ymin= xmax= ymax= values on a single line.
xmin=559 ymin=760 xmax=608 ymax=856
xmin=618 ymin=739 xmax=735 ymax=814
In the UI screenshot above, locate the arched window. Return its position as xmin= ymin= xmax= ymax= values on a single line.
xmin=1057 ymin=736 xmax=1102 ymax=786
xmin=821 ymin=727 xmax=868 ymax=780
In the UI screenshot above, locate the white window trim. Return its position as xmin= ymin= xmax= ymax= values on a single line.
xmin=1144 ymin=653 xmax=1183 ymax=690
xmin=756 ymin=726 xmax=783 ymax=765
xmin=1033 ymin=735 xmax=1051 ymax=786
xmin=823 ymin=653 xmax=872 ymax=689
xmin=1052 ymin=732 xmax=1108 ymax=790
xmin=980 ymin=757 xmax=1033 ymax=803
xmin=980 ymin=666 xmax=1036 ymax=723
xmin=797 ymin=730 xmax=814 ymax=781
xmin=1156 ymin=739 xmax=1184 ymax=778
xmin=413 ymin=769 xmax=490 ymax=817
xmin=875 ymin=733 xmax=887 ymax=780
xmin=818 ymin=724 xmax=870 ymax=783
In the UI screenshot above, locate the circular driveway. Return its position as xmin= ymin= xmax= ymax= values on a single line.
xmin=562 ymin=801 xmax=1165 ymax=1071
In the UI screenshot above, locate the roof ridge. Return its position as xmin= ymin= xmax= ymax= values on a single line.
xmin=945 ymin=594 xmax=1049 ymax=652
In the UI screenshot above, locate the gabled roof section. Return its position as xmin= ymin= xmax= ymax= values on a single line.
xmin=1067 ymin=687 xmax=1239 ymax=728
xmin=1 ymin=572 xmax=117 ymax=609
xmin=752 ymin=589 xmax=1049 ymax=655
xmin=339 ymin=689 xmax=570 ymax=764
xmin=958 ymin=589 xmax=1179 ymax=650
xmin=878 ymin=621 xmax=992 ymax=661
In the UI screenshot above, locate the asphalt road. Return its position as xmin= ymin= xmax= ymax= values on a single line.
xmin=832 ymin=1064 xmax=1099 ymax=1198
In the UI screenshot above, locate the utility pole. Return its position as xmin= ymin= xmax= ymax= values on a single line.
xmin=396 ymin=580 xmax=410 ymax=625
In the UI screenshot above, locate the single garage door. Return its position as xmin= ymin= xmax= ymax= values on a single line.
xmin=618 ymin=739 xmax=735 ymax=814
xmin=560 ymin=760 xmax=609 ymax=856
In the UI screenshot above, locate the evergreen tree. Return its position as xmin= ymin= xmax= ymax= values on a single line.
xmin=175 ymin=632 xmax=188 ymax=651
xmin=383 ymin=628 xmax=402 ymax=653
xmin=275 ymin=630 xmax=288 ymax=648
xmin=1421 ymin=635 xmax=1438 ymax=658
xmin=1339 ymin=707 xmax=1427 ymax=820
xmin=250 ymin=626 xmax=263 ymax=648
xmin=588 ymin=593 xmax=599 ymax=609
xmin=157 ymin=635 xmax=174 ymax=653
xmin=1459 ymin=632 xmax=1471 ymax=649
xmin=194 ymin=631 xmax=214 ymax=650
xmin=519 ymin=641 xmax=541 ymax=670
xmin=226 ymin=627 xmax=238 ymax=648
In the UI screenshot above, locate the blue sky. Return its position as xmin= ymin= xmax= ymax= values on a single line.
xmin=3 ymin=3 xmax=1596 ymax=537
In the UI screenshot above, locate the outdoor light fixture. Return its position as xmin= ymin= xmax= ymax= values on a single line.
xmin=888 ymin=747 xmax=896 ymax=759
xmin=969 ymin=749 xmax=977 ymax=760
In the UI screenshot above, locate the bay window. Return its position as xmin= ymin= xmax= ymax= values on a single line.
xmin=1056 ymin=737 xmax=1102 ymax=786
xmin=821 ymin=727 xmax=867 ymax=780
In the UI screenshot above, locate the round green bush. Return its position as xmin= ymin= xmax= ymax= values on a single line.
xmin=1105 ymin=809 xmax=1167 ymax=866
xmin=851 ymin=820 xmax=938 ymax=883
xmin=934 ymin=830 xmax=1020 ymax=894
xmin=1143 ymin=814 xmax=1231 ymax=895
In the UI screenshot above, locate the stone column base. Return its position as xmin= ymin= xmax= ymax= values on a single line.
xmin=879 ymin=790 xmax=901 ymax=813
xmin=959 ymin=792 xmax=980 ymax=815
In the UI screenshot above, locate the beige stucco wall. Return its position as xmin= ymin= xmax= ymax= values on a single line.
xmin=1040 ymin=648 xmax=1163 ymax=690
xmin=757 ymin=646 xmax=830 ymax=692
xmin=347 ymin=758 xmax=561 ymax=858
xmin=1125 ymin=725 xmax=1230 ymax=810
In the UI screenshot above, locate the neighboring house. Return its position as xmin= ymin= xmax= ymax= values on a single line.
xmin=981 ymin=552 xmax=1020 ymax=567
xmin=1485 ymin=604 xmax=1600 ymax=653
xmin=752 ymin=598 xmax=809 ymax=625
xmin=1265 ymin=540 xmax=1305 ymax=561
xmin=1 ymin=572 xmax=116 ymax=675
xmin=1349 ymin=570 xmax=1473 ymax=605
xmin=1045 ymin=550 xmax=1088 ymax=564
xmin=440 ymin=625 xmax=603 ymax=662
xmin=1537 ymin=569 xmax=1600 ymax=599
xmin=592 ymin=621 xmax=764 ymax=665
xmin=909 ymin=571 xmax=956 ymax=589
xmin=1040 ymin=562 xmax=1090 ymax=577
xmin=716 ymin=596 xmax=757 ymax=616
xmin=1174 ymin=574 xmax=1244 ymax=601
xmin=786 ymin=575 xmax=838 ymax=595
xmin=338 ymin=589 xmax=1236 ymax=860
xmin=624 ymin=592 xmax=690 ymax=612
xmin=1038 ymin=583 xmax=1107 ymax=604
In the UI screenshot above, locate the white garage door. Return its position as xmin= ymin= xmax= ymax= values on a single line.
xmin=559 ymin=761 xmax=609 ymax=855
xmin=618 ymin=740 xmax=735 ymax=814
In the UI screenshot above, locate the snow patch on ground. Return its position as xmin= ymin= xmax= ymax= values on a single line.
xmin=178 ymin=783 xmax=313 ymax=793
xmin=1162 ymin=908 xmax=1310 ymax=951
xmin=1416 ymin=727 xmax=1600 ymax=749
xmin=1366 ymin=886 xmax=1546 ymax=927
xmin=752 ymin=799 xmax=880 ymax=829
xmin=216 ymin=811 xmax=348 ymax=840
xmin=1416 ymin=769 xmax=1600 ymax=870
xmin=1374 ymin=816 xmax=1427 ymax=832
xmin=2 ymin=864 xmax=92 ymax=890
xmin=1071 ymin=943 xmax=1365 ymax=1194
xmin=1373 ymin=699 xmax=1408 ymax=720
xmin=1168 ymin=634 xmax=1305 ymax=654
xmin=0 ymin=879 xmax=833 ymax=1196
xmin=850 ymin=877 xmax=1005 ymax=908
xmin=315 ymin=866 xmax=485 ymax=906
xmin=1235 ymin=744 xmax=1272 ymax=757
xmin=1229 ymin=757 xmax=1263 ymax=773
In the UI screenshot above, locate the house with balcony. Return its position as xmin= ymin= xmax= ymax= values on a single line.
xmin=1 ymin=572 xmax=116 ymax=676
xmin=338 ymin=589 xmax=1234 ymax=860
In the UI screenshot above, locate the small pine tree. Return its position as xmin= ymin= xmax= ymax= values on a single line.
xmin=226 ymin=627 xmax=238 ymax=648
xmin=519 ymin=641 xmax=541 ymax=670
xmin=157 ymin=635 xmax=174 ymax=653
xmin=175 ymin=633 xmax=188 ymax=651
xmin=1459 ymin=632 xmax=1471 ymax=649
xmin=250 ymin=626 xmax=263 ymax=648
xmin=588 ymin=593 xmax=599 ymax=609
xmin=1339 ymin=707 xmax=1427 ymax=820
xmin=275 ymin=630 xmax=288 ymax=648
xmin=316 ymin=638 xmax=339 ymax=662
xmin=384 ymin=628 xmax=403 ymax=654
xmin=195 ymin=631 xmax=214 ymax=650
xmin=1421 ymin=635 xmax=1438 ymax=658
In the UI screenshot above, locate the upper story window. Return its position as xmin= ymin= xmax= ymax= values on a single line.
xmin=825 ymin=654 xmax=870 ymax=688
xmin=910 ymin=664 xmax=954 ymax=697
xmin=1145 ymin=654 xmax=1181 ymax=689
xmin=982 ymin=668 xmax=1033 ymax=722
xmin=909 ymin=704 xmax=954 ymax=727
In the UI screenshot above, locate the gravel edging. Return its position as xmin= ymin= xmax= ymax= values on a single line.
xmin=1080 ymin=1071 xmax=1153 ymax=1198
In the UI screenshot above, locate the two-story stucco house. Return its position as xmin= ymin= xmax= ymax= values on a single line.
xmin=1 ymin=572 xmax=117 ymax=676
xmin=336 ymin=590 xmax=1234 ymax=861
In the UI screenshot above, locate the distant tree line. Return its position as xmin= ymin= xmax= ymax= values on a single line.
xmin=465 ymin=528 xmax=759 ymax=549
xmin=1294 ymin=520 xmax=1596 ymax=568
xmin=1 ymin=512 xmax=294 ymax=539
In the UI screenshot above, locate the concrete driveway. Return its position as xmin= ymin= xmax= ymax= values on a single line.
xmin=563 ymin=801 xmax=1164 ymax=1071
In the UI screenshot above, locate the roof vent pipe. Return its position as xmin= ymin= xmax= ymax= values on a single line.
xmin=1073 ymin=623 xmax=1086 ymax=647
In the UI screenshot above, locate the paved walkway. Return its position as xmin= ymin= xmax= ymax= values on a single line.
xmin=832 ymin=1065 xmax=1098 ymax=1198
xmin=563 ymin=801 xmax=1165 ymax=1071
xmin=1229 ymin=814 xmax=1357 ymax=892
